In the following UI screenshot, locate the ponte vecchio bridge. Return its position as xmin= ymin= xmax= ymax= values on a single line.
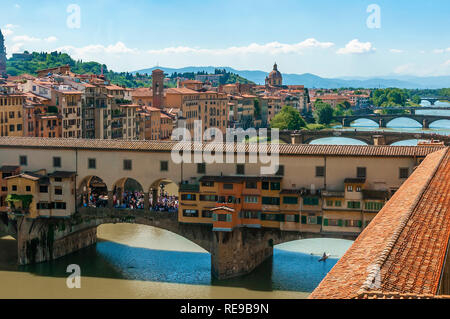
xmin=0 ymin=137 xmax=445 ymax=279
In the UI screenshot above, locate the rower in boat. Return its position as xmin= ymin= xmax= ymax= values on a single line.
xmin=318 ymin=252 xmax=330 ymax=262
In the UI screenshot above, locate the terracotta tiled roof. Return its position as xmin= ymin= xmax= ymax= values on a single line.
xmin=105 ymin=84 xmax=124 ymax=90
xmin=166 ymin=87 xmax=198 ymax=95
xmin=355 ymin=291 xmax=450 ymax=299
xmin=132 ymin=88 xmax=153 ymax=97
xmin=0 ymin=137 xmax=445 ymax=158
xmin=310 ymin=148 xmax=450 ymax=299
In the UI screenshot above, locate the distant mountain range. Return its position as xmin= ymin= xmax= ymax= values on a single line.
xmin=134 ymin=66 xmax=450 ymax=89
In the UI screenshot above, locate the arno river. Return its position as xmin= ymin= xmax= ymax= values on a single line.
xmin=0 ymin=101 xmax=449 ymax=299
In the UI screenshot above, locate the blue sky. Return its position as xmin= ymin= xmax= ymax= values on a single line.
xmin=1 ymin=0 xmax=449 ymax=77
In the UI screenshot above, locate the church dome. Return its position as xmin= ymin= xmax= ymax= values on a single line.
xmin=269 ymin=63 xmax=282 ymax=79
xmin=266 ymin=63 xmax=282 ymax=86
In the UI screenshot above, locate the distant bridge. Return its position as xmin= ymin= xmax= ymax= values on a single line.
xmin=370 ymin=106 xmax=450 ymax=114
xmin=334 ymin=114 xmax=450 ymax=129
xmin=279 ymin=130 xmax=450 ymax=146
xmin=420 ymin=96 xmax=449 ymax=105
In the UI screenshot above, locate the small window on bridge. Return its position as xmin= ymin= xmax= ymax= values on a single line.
xmin=236 ymin=164 xmax=245 ymax=175
xmin=357 ymin=167 xmax=367 ymax=179
xmin=316 ymin=166 xmax=325 ymax=177
xmin=197 ymin=163 xmax=206 ymax=174
xmin=53 ymin=157 xmax=61 ymax=168
xmin=160 ymin=161 xmax=169 ymax=172
xmin=399 ymin=168 xmax=409 ymax=179
xmin=19 ymin=155 xmax=27 ymax=166
xmin=88 ymin=158 xmax=96 ymax=169
xmin=123 ymin=159 xmax=132 ymax=171
xmin=276 ymin=165 xmax=285 ymax=176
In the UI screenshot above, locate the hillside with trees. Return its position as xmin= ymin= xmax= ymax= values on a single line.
xmin=5 ymin=51 xmax=252 ymax=88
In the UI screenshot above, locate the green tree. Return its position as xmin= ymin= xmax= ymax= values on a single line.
xmin=270 ymin=105 xmax=307 ymax=130
xmin=411 ymin=95 xmax=421 ymax=105
xmin=314 ymin=101 xmax=334 ymax=125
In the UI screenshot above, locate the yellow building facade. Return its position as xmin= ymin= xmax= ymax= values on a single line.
xmin=0 ymin=94 xmax=25 ymax=137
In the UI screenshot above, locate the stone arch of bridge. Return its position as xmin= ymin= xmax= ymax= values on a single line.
xmin=78 ymin=209 xmax=213 ymax=252
xmin=385 ymin=116 xmax=423 ymax=127
xmin=303 ymin=136 xmax=371 ymax=145
xmin=78 ymin=175 xmax=108 ymax=208
xmin=148 ymin=178 xmax=179 ymax=211
xmin=428 ymin=118 xmax=450 ymax=127
xmin=111 ymin=177 xmax=145 ymax=210
xmin=346 ymin=117 xmax=379 ymax=126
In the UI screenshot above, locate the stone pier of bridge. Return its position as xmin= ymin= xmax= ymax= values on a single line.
xmin=9 ymin=208 xmax=309 ymax=280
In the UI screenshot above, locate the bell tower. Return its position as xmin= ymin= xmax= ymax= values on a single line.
xmin=152 ymin=69 xmax=165 ymax=109
xmin=0 ymin=29 xmax=7 ymax=78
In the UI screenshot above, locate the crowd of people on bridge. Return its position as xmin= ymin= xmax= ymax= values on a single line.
xmin=151 ymin=192 xmax=178 ymax=213
xmin=83 ymin=192 xmax=108 ymax=208
xmin=82 ymin=188 xmax=178 ymax=213
xmin=114 ymin=191 xmax=145 ymax=210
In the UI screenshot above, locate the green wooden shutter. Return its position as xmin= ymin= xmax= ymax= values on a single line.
xmin=317 ymin=216 xmax=323 ymax=225
xmin=338 ymin=219 xmax=343 ymax=227
xmin=358 ymin=220 xmax=363 ymax=227
xmin=301 ymin=216 xmax=307 ymax=224
xmin=277 ymin=214 xmax=284 ymax=222
xmin=324 ymin=219 xmax=329 ymax=226
xmin=261 ymin=214 xmax=266 ymax=221
xmin=295 ymin=215 xmax=300 ymax=223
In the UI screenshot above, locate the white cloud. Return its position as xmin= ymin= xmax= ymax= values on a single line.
xmin=434 ymin=48 xmax=450 ymax=54
xmin=12 ymin=34 xmax=58 ymax=43
xmin=45 ymin=36 xmax=58 ymax=43
xmin=9 ymin=42 xmax=24 ymax=54
xmin=394 ymin=62 xmax=450 ymax=76
xmin=146 ymin=39 xmax=335 ymax=55
xmin=14 ymin=4 xmax=20 ymax=9
xmin=12 ymin=35 xmax=41 ymax=42
xmin=337 ymin=39 xmax=376 ymax=55
xmin=57 ymin=41 xmax=139 ymax=58
xmin=2 ymin=24 xmax=19 ymax=37
xmin=389 ymin=49 xmax=404 ymax=54
xmin=394 ymin=64 xmax=415 ymax=74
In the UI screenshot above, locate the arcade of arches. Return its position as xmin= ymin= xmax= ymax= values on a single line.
xmin=78 ymin=176 xmax=179 ymax=212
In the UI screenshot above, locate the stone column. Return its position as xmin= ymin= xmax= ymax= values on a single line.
xmin=423 ymin=119 xmax=430 ymax=129
xmin=379 ymin=119 xmax=386 ymax=128
xmin=107 ymin=191 xmax=114 ymax=208
xmin=17 ymin=217 xmax=97 ymax=265
xmin=152 ymin=189 xmax=158 ymax=207
xmin=291 ymin=134 xmax=303 ymax=144
xmin=211 ymin=228 xmax=274 ymax=280
xmin=372 ymin=135 xmax=386 ymax=146
xmin=144 ymin=192 xmax=150 ymax=211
